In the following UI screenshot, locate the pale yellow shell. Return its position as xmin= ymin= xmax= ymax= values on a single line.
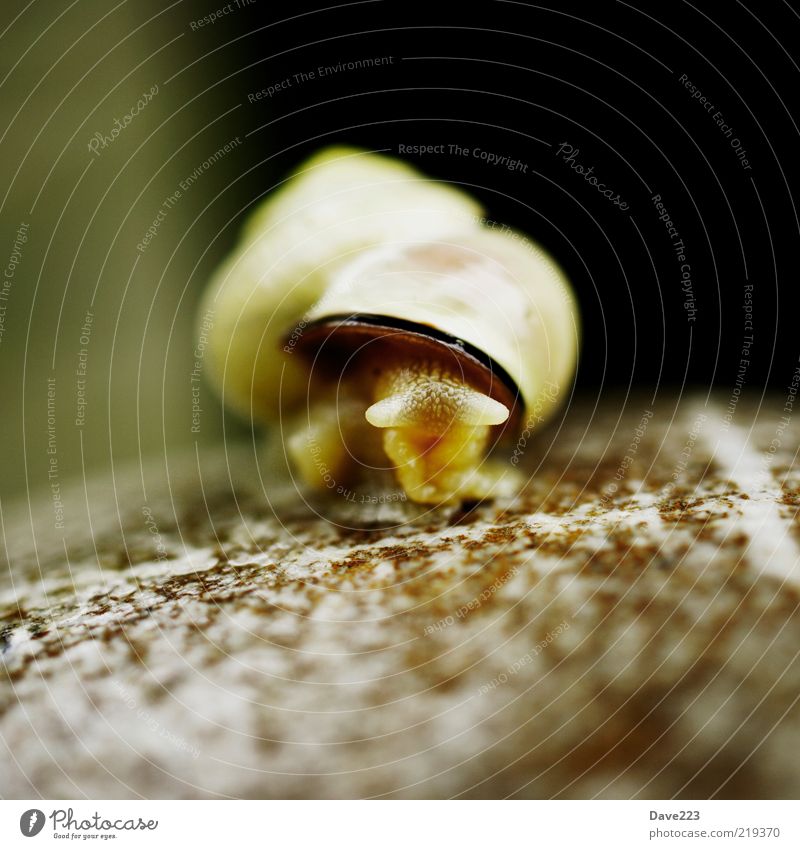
xmin=201 ymin=146 xmax=483 ymax=420
xmin=304 ymin=228 xmax=579 ymax=421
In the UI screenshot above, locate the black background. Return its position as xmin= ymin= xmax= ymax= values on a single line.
xmin=185 ymin=0 xmax=799 ymax=399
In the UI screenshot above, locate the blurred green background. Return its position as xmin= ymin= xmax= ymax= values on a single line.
xmin=0 ymin=1 xmax=267 ymax=506
xmin=4 ymin=0 xmax=798 ymax=517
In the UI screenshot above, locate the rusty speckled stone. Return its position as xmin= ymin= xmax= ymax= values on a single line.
xmin=2 ymin=396 xmax=800 ymax=798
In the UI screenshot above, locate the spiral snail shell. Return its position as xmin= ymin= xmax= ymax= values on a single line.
xmin=200 ymin=147 xmax=579 ymax=504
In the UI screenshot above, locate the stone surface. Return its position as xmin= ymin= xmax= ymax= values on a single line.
xmin=2 ymin=395 xmax=800 ymax=798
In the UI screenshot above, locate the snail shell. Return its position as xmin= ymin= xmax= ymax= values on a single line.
xmin=201 ymin=147 xmax=579 ymax=504
xmin=201 ymin=146 xmax=482 ymax=420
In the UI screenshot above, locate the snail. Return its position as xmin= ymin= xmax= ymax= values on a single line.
xmin=200 ymin=146 xmax=579 ymax=505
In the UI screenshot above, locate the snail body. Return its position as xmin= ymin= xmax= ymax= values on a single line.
xmin=201 ymin=147 xmax=579 ymax=504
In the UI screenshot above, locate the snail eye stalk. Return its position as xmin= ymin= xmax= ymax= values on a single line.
xmin=365 ymin=362 xmax=511 ymax=504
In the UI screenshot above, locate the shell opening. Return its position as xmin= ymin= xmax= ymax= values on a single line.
xmin=284 ymin=355 xmax=516 ymax=505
